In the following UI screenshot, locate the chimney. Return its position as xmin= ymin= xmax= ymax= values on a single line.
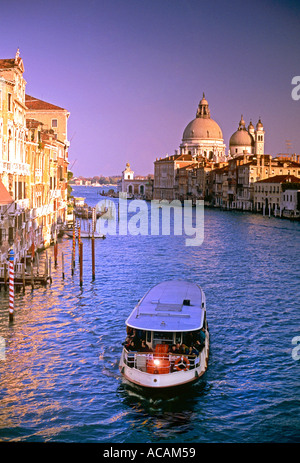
xmin=257 ymin=154 xmax=260 ymax=168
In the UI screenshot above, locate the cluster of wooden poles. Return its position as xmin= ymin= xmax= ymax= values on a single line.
xmin=6 ymin=209 xmax=97 ymax=323
xmin=71 ymin=217 xmax=96 ymax=286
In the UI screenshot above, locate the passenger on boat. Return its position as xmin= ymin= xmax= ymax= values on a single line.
xmin=127 ymin=340 xmax=137 ymax=351
xmin=194 ymin=339 xmax=205 ymax=352
xmin=187 ymin=345 xmax=199 ymax=357
xmin=174 ymin=343 xmax=182 ymax=354
xmin=128 ymin=329 xmax=141 ymax=349
xmin=169 ymin=344 xmax=177 ymax=354
xmin=139 ymin=340 xmax=152 ymax=352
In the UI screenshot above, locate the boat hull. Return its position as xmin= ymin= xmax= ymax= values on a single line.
xmin=64 ymin=231 xmax=106 ymax=239
xmin=119 ymin=336 xmax=209 ymax=389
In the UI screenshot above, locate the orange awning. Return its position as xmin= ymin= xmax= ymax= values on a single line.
xmin=0 ymin=180 xmax=14 ymax=205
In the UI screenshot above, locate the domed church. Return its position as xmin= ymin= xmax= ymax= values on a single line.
xmin=179 ymin=93 xmax=226 ymax=163
xmin=229 ymin=115 xmax=265 ymax=157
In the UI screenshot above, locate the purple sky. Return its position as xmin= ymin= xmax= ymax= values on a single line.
xmin=1 ymin=0 xmax=300 ymax=177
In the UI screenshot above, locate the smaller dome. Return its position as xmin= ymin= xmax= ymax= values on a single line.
xmin=230 ymin=129 xmax=254 ymax=147
xmin=248 ymin=120 xmax=254 ymax=130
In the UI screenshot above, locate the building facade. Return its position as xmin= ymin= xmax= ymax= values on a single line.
xmin=0 ymin=50 xmax=70 ymax=262
xmin=117 ymin=162 xmax=153 ymax=200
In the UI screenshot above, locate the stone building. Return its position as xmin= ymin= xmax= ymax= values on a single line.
xmin=253 ymin=174 xmax=300 ymax=215
xmin=117 ymin=162 xmax=153 ymax=199
xmin=0 ymin=49 xmax=29 ymax=210
xmin=153 ymin=94 xmax=227 ymax=201
xmin=0 ymin=50 xmax=70 ymax=262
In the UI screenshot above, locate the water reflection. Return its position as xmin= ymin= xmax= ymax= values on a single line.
xmin=0 ymin=187 xmax=299 ymax=442
xmin=117 ymin=379 xmax=210 ymax=440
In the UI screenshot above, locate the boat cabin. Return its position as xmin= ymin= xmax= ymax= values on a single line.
xmin=122 ymin=280 xmax=208 ymax=376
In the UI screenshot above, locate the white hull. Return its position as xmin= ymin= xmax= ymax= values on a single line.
xmin=119 ymin=334 xmax=209 ymax=389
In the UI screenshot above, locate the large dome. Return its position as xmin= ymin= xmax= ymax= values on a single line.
xmin=182 ymin=93 xmax=223 ymax=142
xmin=183 ymin=117 xmax=223 ymax=141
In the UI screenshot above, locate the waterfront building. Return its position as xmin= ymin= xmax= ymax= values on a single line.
xmin=0 ymin=49 xmax=29 ymax=210
xmin=281 ymin=188 xmax=300 ymax=217
xmin=253 ymin=174 xmax=300 ymax=215
xmin=153 ymin=94 xmax=226 ymax=201
xmin=153 ymin=153 xmax=196 ymax=200
xmin=117 ymin=162 xmax=153 ymax=199
xmin=0 ymin=50 xmax=70 ymax=262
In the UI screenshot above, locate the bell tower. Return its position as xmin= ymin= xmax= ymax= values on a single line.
xmin=255 ymin=118 xmax=265 ymax=155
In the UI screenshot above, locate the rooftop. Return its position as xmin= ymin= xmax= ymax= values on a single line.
xmin=25 ymin=94 xmax=67 ymax=111
xmin=126 ymin=280 xmax=205 ymax=332
xmin=255 ymin=174 xmax=300 ymax=184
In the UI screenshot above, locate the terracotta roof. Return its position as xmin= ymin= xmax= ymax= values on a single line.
xmin=0 ymin=180 xmax=13 ymax=205
xmin=0 ymin=58 xmax=22 ymax=70
xmin=25 ymin=94 xmax=66 ymax=111
xmin=256 ymin=175 xmax=300 ymax=184
xmin=26 ymin=118 xmax=44 ymax=128
xmin=155 ymin=153 xmax=193 ymax=162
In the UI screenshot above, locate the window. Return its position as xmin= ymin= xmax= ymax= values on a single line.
xmin=51 ymin=119 xmax=58 ymax=128
xmin=8 ymin=93 xmax=12 ymax=111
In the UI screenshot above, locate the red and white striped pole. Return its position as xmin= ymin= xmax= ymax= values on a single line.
xmin=8 ymin=249 xmax=14 ymax=323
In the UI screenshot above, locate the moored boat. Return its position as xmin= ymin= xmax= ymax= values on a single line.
xmin=64 ymin=230 xmax=106 ymax=239
xmin=119 ymin=280 xmax=209 ymax=389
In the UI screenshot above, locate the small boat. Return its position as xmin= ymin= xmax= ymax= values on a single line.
xmin=119 ymin=280 xmax=209 ymax=389
xmin=64 ymin=230 xmax=106 ymax=239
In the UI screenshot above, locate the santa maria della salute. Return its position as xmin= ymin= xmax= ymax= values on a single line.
xmin=117 ymin=93 xmax=300 ymax=217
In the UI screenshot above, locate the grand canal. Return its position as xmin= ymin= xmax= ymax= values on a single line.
xmin=0 ymin=185 xmax=299 ymax=443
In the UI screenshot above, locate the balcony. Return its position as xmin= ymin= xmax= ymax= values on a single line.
xmin=51 ymin=189 xmax=61 ymax=199
xmin=0 ymin=160 xmax=30 ymax=176
xmin=35 ymin=168 xmax=42 ymax=183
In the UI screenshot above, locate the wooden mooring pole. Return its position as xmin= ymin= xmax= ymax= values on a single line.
xmin=4 ymin=262 xmax=7 ymax=291
xmin=91 ymin=236 xmax=95 ymax=281
xmin=79 ymin=241 xmax=83 ymax=287
xmin=22 ymin=262 xmax=25 ymax=293
xmin=62 ymin=252 xmax=65 ymax=280
xmin=54 ymin=235 xmax=58 ymax=268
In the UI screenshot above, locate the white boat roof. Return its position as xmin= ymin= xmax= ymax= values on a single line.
xmin=126 ymin=280 xmax=205 ymax=332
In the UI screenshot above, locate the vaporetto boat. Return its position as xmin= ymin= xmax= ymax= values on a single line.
xmin=119 ymin=280 xmax=209 ymax=389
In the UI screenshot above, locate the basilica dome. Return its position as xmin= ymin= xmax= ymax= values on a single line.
xmin=182 ymin=93 xmax=223 ymax=142
xmin=183 ymin=117 xmax=223 ymax=141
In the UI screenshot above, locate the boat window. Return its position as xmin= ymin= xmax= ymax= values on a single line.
xmin=153 ymin=331 xmax=173 ymax=347
xmin=175 ymin=332 xmax=182 ymax=344
xmin=146 ymin=331 xmax=151 ymax=343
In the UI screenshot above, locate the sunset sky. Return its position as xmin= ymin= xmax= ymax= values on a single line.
xmin=1 ymin=0 xmax=300 ymax=177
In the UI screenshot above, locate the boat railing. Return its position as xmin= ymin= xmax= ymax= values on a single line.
xmin=123 ymin=350 xmax=200 ymax=374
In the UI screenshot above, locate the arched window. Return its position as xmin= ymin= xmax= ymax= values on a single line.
xmin=128 ymin=185 xmax=133 ymax=194
xmin=140 ymin=185 xmax=144 ymax=195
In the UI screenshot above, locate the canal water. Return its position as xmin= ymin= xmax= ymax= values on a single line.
xmin=0 ymin=185 xmax=299 ymax=443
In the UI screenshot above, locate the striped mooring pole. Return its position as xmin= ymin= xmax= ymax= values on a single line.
xmin=8 ymin=249 xmax=14 ymax=323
